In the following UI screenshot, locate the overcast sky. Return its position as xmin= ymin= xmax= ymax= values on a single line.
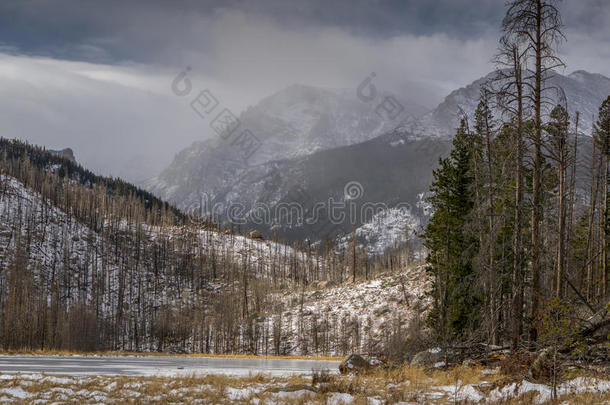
xmin=0 ymin=0 xmax=608 ymax=182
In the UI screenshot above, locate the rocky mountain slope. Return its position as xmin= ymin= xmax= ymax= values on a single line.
xmin=148 ymin=130 xmax=450 ymax=246
xmin=48 ymin=147 xmax=76 ymax=163
xmin=405 ymin=70 xmax=610 ymax=138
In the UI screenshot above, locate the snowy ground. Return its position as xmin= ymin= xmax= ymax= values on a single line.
xmin=0 ymin=367 xmax=608 ymax=404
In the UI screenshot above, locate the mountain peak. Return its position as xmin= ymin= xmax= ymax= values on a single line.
xmin=568 ymin=69 xmax=610 ymax=83
xmin=230 ymin=83 xmax=427 ymax=164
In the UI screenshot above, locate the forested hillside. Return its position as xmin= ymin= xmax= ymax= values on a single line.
xmin=0 ymin=139 xmax=419 ymax=356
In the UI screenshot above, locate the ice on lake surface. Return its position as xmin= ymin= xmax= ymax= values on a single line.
xmin=0 ymin=355 xmax=341 ymax=377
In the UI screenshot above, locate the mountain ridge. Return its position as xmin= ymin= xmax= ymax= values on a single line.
xmin=403 ymin=69 xmax=610 ymax=138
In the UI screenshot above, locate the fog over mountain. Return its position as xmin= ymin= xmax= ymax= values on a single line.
xmin=145 ymin=69 xmax=609 ymax=252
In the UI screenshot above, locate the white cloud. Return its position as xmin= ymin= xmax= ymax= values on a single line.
xmin=0 ymin=54 xmax=207 ymax=182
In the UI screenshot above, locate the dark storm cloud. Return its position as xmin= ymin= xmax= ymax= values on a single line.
xmin=229 ymin=0 xmax=503 ymax=38
xmin=0 ymin=1 xmax=607 ymax=76
xmin=0 ymin=0 xmax=549 ymax=64
xmin=0 ymin=0 xmax=606 ymax=69
xmin=0 ymin=0 xmax=544 ymax=62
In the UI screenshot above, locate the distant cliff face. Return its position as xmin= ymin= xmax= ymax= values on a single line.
xmin=49 ymin=148 xmax=76 ymax=163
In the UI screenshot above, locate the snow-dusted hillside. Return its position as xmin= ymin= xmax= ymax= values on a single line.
xmin=0 ymin=175 xmax=318 ymax=285
xmin=336 ymin=208 xmax=418 ymax=258
xmin=0 ymin=175 xmax=108 ymax=301
xmin=268 ymin=265 xmax=432 ymax=356
xmin=353 ymin=208 xmax=419 ymax=256
xmin=1 ymin=173 xmax=434 ymax=356
xmin=334 ymin=192 xmax=432 ymax=257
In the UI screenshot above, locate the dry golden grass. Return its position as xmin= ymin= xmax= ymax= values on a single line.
xmin=0 ymin=364 xmax=608 ymax=404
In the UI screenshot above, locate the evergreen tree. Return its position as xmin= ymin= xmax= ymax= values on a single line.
xmin=424 ymin=120 xmax=482 ymax=343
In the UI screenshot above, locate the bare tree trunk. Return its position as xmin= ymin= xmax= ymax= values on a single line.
xmin=586 ymin=141 xmax=601 ymax=300
xmin=512 ymin=119 xmax=525 ymax=348
xmin=556 ymin=148 xmax=566 ymax=297
xmin=600 ymin=152 xmax=610 ymax=297
xmin=565 ymin=113 xmax=579 ymax=296
xmin=529 ymin=0 xmax=547 ymax=344
xmin=483 ymin=98 xmax=498 ymax=345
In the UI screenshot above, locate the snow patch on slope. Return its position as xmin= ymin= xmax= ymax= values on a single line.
xmin=338 ymin=207 xmax=420 ymax=257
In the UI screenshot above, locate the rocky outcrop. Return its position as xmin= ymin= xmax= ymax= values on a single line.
xmin=49 ymin=148 xmax=76 ymax=163
xmin=339 ymin=354 xmax=373 ymax=374
xmin=411 ymin=348 xmax=445 ymax=367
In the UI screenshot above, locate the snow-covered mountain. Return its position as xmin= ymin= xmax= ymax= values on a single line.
xmin=337 ymin=192 xmax=432 ymax=258
xmin=146 ymin=129 xmax=451 ymax=251
xmin=145 ymin=70 xmax=610 ymax=255
xmin=145 ymin=84 xmax=427 ymax=201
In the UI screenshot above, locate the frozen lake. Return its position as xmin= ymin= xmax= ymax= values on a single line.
xmin=0 ymin=355 xmax=341 ymax=377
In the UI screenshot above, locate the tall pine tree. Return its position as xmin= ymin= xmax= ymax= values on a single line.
xmin=424 ymin=120 xmax=482 ymax=344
